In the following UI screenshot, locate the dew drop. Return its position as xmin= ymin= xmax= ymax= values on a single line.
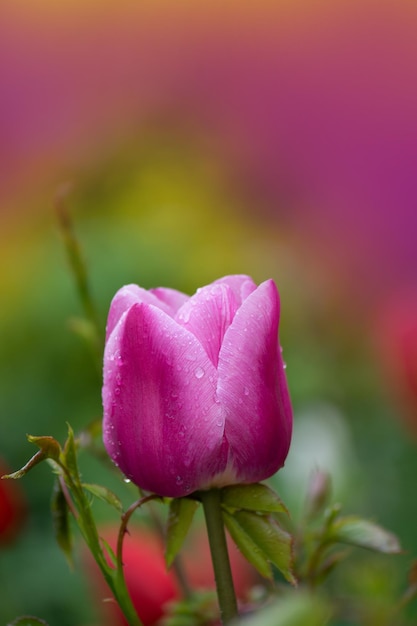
xmin=244 ymin=386 xmax=250 ymax=396
xmin=176 ymin=475 xmax=183 ymax=485
xmin=123 ymin=478 xmax=131 ymax=484
xmin=194 ymin=366 xmax=205 ymax=379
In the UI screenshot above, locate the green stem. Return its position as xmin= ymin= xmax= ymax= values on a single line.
xmin=200 ymin=489 xmax=238 ymax=624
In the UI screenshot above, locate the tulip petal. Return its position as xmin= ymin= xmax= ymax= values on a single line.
xmin=103 ymin=303 xmax=230 ymax=497
xmin=217 ymin=280 xmax=292 ymax=483
xmin=175 ymin=283 xmax=241 ymax=366
xmin=150 ymin=287 xmax=189 ymax=314
xmin=212 ymin=275 xmax=258 ymax=304
xmin=106 ymin=284 xmax=174 ymax=341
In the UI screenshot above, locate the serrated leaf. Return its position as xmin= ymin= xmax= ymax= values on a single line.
xmin=7 ymin=617 xmax=49 ymax=626
xmin=82 ymin=483 xmax=123 ymax=513
xmin=51 ymin=479 xmax=73 ymax=566
xmin=221 ymin=483 xmax=288 ymax=514
xmin=233 ymin=511 xmax=296 ymax=584
xmin=222 ymin=510 xmax=272 ymax=579
xmin=165 ymin=497 xmax=199 ymax=568
xmin=329 ymin=516 xmax=401 ymax=554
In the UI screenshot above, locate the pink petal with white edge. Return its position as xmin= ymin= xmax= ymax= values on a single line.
xmin=217 ymin=279 xmax=292 ymax=483
xmin=103 ymin=302 xmax=230 ymax=497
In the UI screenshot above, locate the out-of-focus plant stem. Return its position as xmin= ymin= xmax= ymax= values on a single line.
xmin=55 ymin=183 xmax=103 ymax=369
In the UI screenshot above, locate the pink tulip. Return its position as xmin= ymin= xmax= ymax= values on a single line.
xmin=102 ymin=275 xmax=292 ymax=497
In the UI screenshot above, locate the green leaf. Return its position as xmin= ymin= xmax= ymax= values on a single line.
xmin=238 ymin=591 xmax=331 ymax=626
xmin=329 ymin=516 xmax=401 ymax=554
xmin=100 ymin=536 xmax=118 ymax=568
xmin=62 ymin=425 xmax=80 ymax=483
xmin=165 ymin=497 xmax=199 ymax=568
xmin=51 ymin=479 xmax=73 ymax=566
xmin=231 ymin=511 xmax=296 ymax=584
xmin=221 ymin=483 xmax=288 ymax=514
xmin=222 ymin=510 xmax=272 ymax=579
xmin=2 ymin=435 xmax=62 ymax=479
xmin=82 ymin=483 xmax=123 ymax=513
xmin=27 ymin=435 xmax=61 ymax=461
xmin=7 ymin=617 xmax=49 ymax=626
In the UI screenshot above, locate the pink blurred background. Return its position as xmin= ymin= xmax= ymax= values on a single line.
xmin=1 ymin=0 xmax=416 ymax=313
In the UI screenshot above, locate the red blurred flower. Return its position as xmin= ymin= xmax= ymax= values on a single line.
xmin=0 ymin=458 xmax=27 ymax=545
xmin=376 ymin=294 xmax=417 ymax=434
xmin=86 ymin=523 xmax=256 ymax=626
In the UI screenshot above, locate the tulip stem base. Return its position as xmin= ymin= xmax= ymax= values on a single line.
xmin=200 ymin=489 xmax=238 ymax=624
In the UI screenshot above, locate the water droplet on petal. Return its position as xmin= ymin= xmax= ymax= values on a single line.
xmin=244 ymin=386 xmax=250 ymax=396
xmin=194 ymin=366 xmax=205 ymax=379
xmin=176 ymin=475 xmax=183 ymax=485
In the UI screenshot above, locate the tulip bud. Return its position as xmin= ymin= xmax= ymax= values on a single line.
xmin=102 ymin=275 xmax=292 ymax=497
xmin=304 ymin=469 xmax=332 ymax=518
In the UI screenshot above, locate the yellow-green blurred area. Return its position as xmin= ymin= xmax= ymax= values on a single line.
xmin=1 ymin=0 xmax=417 ymax=624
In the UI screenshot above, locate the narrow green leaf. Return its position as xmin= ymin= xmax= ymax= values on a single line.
xmin=165 ymin=497 xmax=199 ymax=568
xmin=222 ymin=510 xmax=272 ymax=579
xmin=329 ymin=516 xmax=401 ymax=554
xmin=82 ymin=483 xmax=123 ymax=513
xmin=62 ymin=425 xmax=80 ymax=483
xmin=7 ymin=617 xmax=49 ymax=626
xmin=233 ymin=511 xmax=296 ymax=584
xmin=51 ymin=479 xmax=73 ymax=566
xmin=221 ymin=483 xmax=288 ymax=514
xmin=100 ymin=536 xmax=118 ymax=568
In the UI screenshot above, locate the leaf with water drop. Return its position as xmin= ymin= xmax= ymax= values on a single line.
xmin=165 ymin=497 xmax=199 ymax=568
